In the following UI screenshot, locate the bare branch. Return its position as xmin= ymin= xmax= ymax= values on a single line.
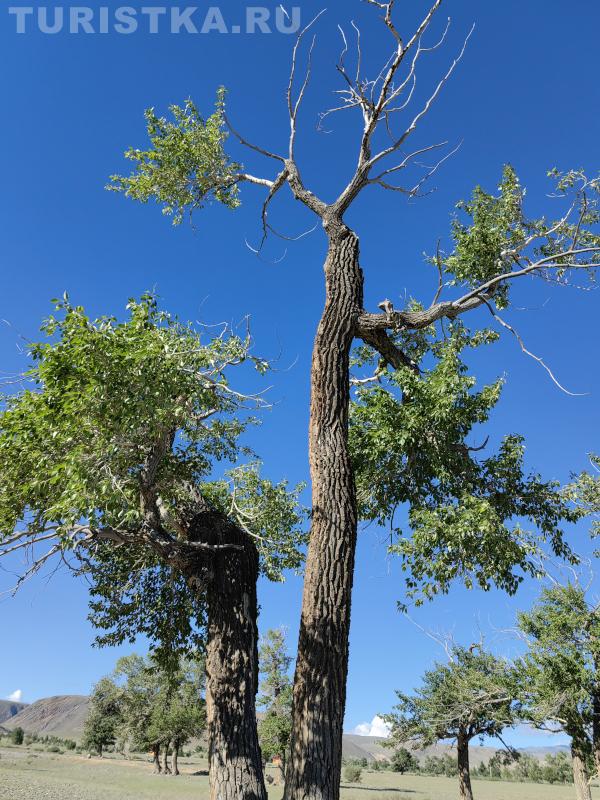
xmin=224 ymin=114 xmax=285 ymax=163
xmin=288 ymin=9 xmax=327 ymax=159
xmin=481 ymin=300 xmax=585 ymax=397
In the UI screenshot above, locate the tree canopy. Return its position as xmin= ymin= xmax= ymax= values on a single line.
xmin=0 ymin=294 xmax=305 ymax=661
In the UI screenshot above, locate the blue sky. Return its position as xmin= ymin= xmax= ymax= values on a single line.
xmin=1 ymin=0 xmax=599 ymax=749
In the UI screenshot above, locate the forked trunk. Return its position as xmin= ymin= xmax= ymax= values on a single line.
xmin=187 ymin=506 xmax=267 ymax=800
xmin=572 ymin=741 xmax=592 ymax=800
xmin=162 ymin=741 xmax=171 ymax=775
xmin=457 ymin=732 xmax=473 ymax=800
xmin=152 ymin=743 xmax=161 ymax=774
xmin=285 ymin=225 xmax=364 ymax=800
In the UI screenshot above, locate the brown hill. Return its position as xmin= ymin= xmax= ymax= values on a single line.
xmin=4 ymin=695 xmax=89 ymax=741
xmin=0 ymin=699 xmax=27 ymax=725
xmin=341 ymin=734 xmax=497 ymax=766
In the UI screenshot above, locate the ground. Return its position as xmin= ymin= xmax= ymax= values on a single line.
xmin=0 ymin=746 xmax=598 ymax=800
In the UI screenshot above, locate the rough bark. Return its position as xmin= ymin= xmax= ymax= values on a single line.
xmin=152 ymin=743 xmax=162 ymax=774
xmin=572 ymin=741 xmax=592 ymax=800
xmin=593 ymin=656 xmax=600 ymax=777
xmin=186 ymin=505 xmax=267 ymax=800
xmin=285 ymin=222 xmax=364 ymax=800
xmin=457 ymin=732 xmax=474 ymax=800
xmin=162 ymin=741 xmax=171 ymax=775
xmin=172 ymin=740 xmax=180 ymax=776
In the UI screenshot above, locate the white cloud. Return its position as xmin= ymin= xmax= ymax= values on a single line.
xmin=352 ymin=715 xmax=390 ymax=738
xmin=7 ymin=689 xmax=23 ymax=702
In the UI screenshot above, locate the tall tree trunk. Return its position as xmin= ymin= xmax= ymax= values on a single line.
xmin=162 ymin=741 xmax=171 ymax=775
xmin=572 ymin=741 xmax=592 ymax=800
xmin=152 ymin=743 xmax=162 ymax=774
xmin=593 ymin=656 xmax=600 ymax=777
xmin=285 ymin=224 xmax=364 ymax=800
xmin=186 ymin=504 xmax=267 ymax=800
xmin=457 ymin=732 xmax=474 ymax=800
xmin=172 ymin=740 xmax=180 ymax=776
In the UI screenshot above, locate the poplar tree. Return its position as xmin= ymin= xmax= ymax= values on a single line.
xmin=106 ymin=3 xmax=600 ymax=798
xmin=0 ymin=295 xmax=304 ymax=800
xmin=518 ymin=585 xmax=600 ymax=800
xmin=383 ymin=645 xmax=520 ymax=800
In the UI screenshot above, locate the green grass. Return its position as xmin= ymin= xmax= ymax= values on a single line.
xmin=0 ymin=747 xmax=598 ymax=800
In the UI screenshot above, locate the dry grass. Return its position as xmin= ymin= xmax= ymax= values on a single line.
xmin=1 ymin=747 xmax=598 ymax=800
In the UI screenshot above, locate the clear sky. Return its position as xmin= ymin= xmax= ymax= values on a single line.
xmin=1 ymin=0 xmax=599 ymax=749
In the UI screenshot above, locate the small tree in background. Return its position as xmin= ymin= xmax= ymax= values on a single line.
xmin=391 ymin=747 xmax=418 ymax=774
xmin=10 ymin=727 xmax=24 ymax=746
xmin=518 ymin=584 xmax=600 ymax=800
xmin=342 ymin=764 xmax=362 ymax=784
xmin=384 ymin=645 xmax=520 ymax=800
xmin=258 ymin=628 xmax=294 ymax=782
xmin=83 ymin=676 xmax=123 ymax=756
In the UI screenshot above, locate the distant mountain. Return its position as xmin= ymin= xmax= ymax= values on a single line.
xmin=342 ymin=734 xmax=571 ymax=764
xmin=341 ymin=735 xmax=497 ymax=766
xmin=3 ymin=695 xmax=89 ymax=741
xmin=0 ymin=692 xmax=574 ymax=761
xmin=0 ymin=699 xmax=27 ymax=725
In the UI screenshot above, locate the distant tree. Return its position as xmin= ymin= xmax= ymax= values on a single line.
xmin=257 ymin=628 xmax=293 ymax=782
xmin=10 ymin=727 xmax=24 ymax=746
xmin=343 ymin=764 xmax=362 ymax=784
xmin=391 ymin=747 xmax=418 ymax=773
xmin=0 ymin=296 xmax=305 ymax=800
xmin=566 ymin=458 xmax=600 ymax=775
xmin=83 ymin=676 xmax=122 ymax=756
xmin=518 ymin=584 xmax=600 ymax=800
xmin=384 ymin=645 xmax=520 ymax=800
xmin=144 ymin=656 xmax=206 ymax=776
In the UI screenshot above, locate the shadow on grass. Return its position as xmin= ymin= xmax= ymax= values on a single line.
xmin=340 ymin=786 xmax=421 ymax=794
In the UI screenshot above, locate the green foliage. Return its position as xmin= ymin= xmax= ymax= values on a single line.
xmin=384 ymin=645 xmax=520 ymax=749
xmin=94 ymin=652 xmax=206 ymax=754
xmin=391 ymin=747 xmax=419 ymax=773
xmin=474 ymin=751 xmax=573 ymax=784
xmin=421 ymin=754 xmax=458 ymax=777
xmin=257 ymin=628 xmax=293 ymax=769
xmin=83 ymin=676 xmax=123 ymax=754
xmin=444 ymin=166 xmax=600 ymax=308
xmin=565 ymin=455 xmax=600 ymax=541
xmin=108 ymin=91 xmax=241 ymax=225
xmin=518 ymin=584 xmax=600 ymax=745
xmin=10 ymin=727 xmax=24 ymax=746
xmin=0 ymin=295 xmax=306 ymax=658
xmin=350 ymin=324 xmax=575 ymax=607
xmin=343 ymin=764 xmax=362 ymax=783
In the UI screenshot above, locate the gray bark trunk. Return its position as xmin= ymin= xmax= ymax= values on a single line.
xmin=162 ymin=741 xmax=171 ymax=775
xmin=572 ymin=742 xmax=592 ymax=800
xmin=152 ymin=743 xmax=161 ymax=774
xmin=457 ymin=733 xmax=473 ymax=800
xmin=285 ymin=226 xmax=364 ymax=800
xmin=187 ymin=507 xmax=267 ymax=800
xmin=172 ymin=740 xmax=180 ymax=776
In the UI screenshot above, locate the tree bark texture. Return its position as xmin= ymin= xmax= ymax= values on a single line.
xmin=162 ymin=741 xmax=171 ymax=775
xmin=593 ymin=658 xmax=600 ymax=777
xmin=172 ymin=740 xmax=180 ymax=776
xmin=186 ymin=506 xmax=267 ymax=800
xmin=457 ymin=733 xmax=474 ymax=800
xmin=285 ymin=225 xmax=364 ymax=800
xmin=572 ymin=741 xmax=592 ymax=800
xmin=152 ymin=743 xmax=162 ymax=774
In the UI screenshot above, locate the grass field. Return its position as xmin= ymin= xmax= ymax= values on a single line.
xmin=1 ymin=746 xmax=598 ymax=800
